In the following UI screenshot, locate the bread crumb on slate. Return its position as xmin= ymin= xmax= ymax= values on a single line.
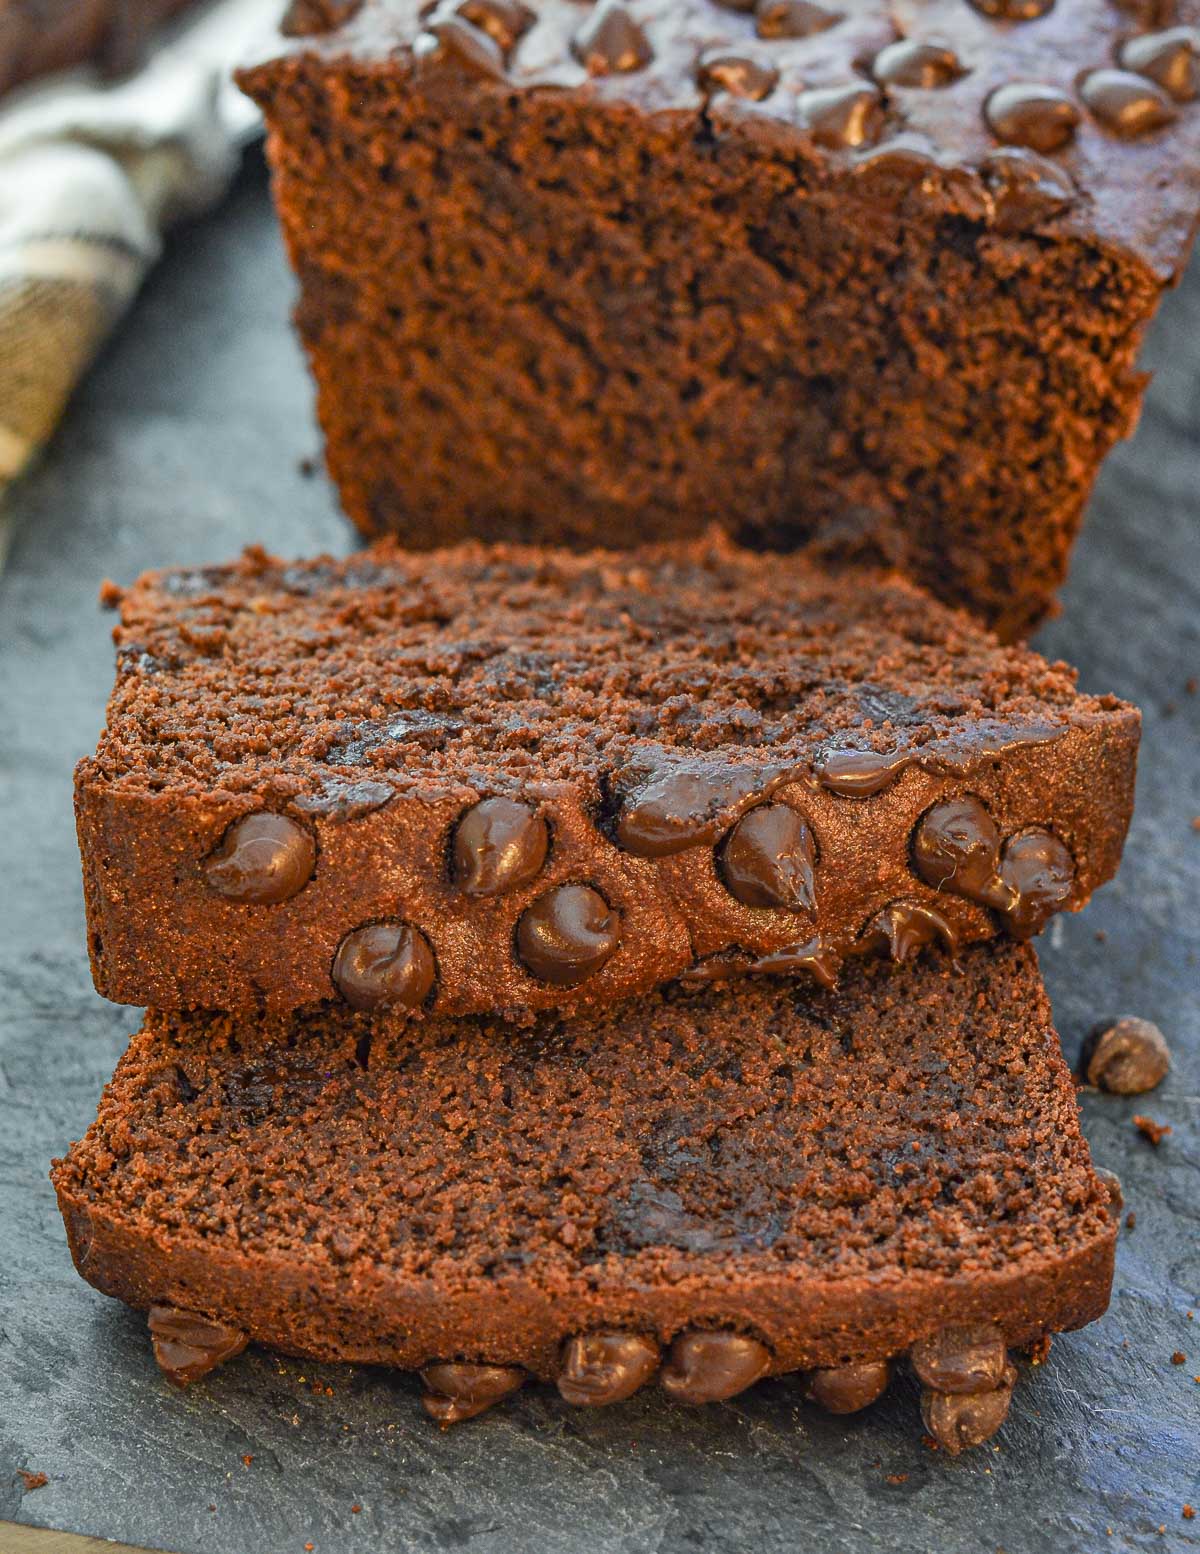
xmin=18 ymin=1471 xmax=48 ymax=1491
xmin=1184 ymin=1506 xmax=1196 ymax=1519
xmin=1171 ymin=1352 xmax=1186 ymax=1365
xmin=1126 ymin=1212 xmax=1137 ymax=1230
xmin=1133 ymin=1115 xmax=1172 ymax=1146
xmin=97 ymin=579 xmax=123 ymax=610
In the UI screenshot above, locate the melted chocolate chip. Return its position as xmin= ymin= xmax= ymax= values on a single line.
xmin=997 ymin=828 xmax=1075 ymax=938
xmin=332 ymin=922 xmax=436 ymax=1010
xmin=968 ymin=0 xmax=1054 ymax=17
xmin=803 ymin=1358 xmax=892 ymax=1414
xmin=558 ymin=1333 xmax=661 ymax=1406
xmin=750 ymin=937 xmax=840 ymax=989
xmin=698 ymin=49 xmax=780 ymax=101
xmin=755 ymin=0 xmax=843 ymax=39
xmin=718 ymin=804 xmax=817 ymax=912
xmin=454 ymin=0 xmax=534 ymax=53
xmin=921 ymin=1363 xmax=1017 ymax=1455
xmin=872 ymin=39 xmax=963 ymax=89
xmin=660 ymin=1331 xmax=771 ymax=1404
xmin=571 ymin=1 xmax=652 ymax=75
xmin=861 ymin=900 xmax=959 ymax=963
xmin=1079 ymin=68 xmax=1176 ymax=134
xmin=910 ymin=1324 xmax=1008 ymax=1394
xmin=452 ymin=797 xmax=549 ymax=897
xmin=912 ymin=796 xmax=1017 ymax=912
xmin=815 ymin=747 xmax=911 ymax=796
xmin=420 ymin=1361 xmax=525 ymax=1425
xmin=418 ymin=16 xmax=506 ymax=77
xmin=796 ymin=83 xmax=885 ymax=149
xmin=517 ymin=884 xmax=620 ymax=985
xmin=984 ymin=83 xmax=1081 ymax=152
xmin=280 ymin=0 xmax=363 ymax=36
xmin=614 ymin=767 xmax=764 ymax=857
xmin=1080 ymin=1017 xmax=1170 ymax=1095
xmin=148 ymin=1305 xmax=248 ymax=1387
xmin=677 ymin=953 xmax=750 ymax=986
xmin=1118 ymin=28 xmax=1200 ymax=101
xmin=980 ymin=147 xmax=1076 ymax=231
xmin=203 ymin=814 xmax=315 ymax=905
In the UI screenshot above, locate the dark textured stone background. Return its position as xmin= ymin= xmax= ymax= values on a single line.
xmin=0 ymin=150 xmax=1197 ymax=1554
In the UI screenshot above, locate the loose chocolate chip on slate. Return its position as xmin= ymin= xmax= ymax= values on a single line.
xmin=861 ymin=900 xmax=959 ymax=963
xmin=997 ymin=828 xmax=1075 ymax=938
xmin=796 ymin=83 xmax=885 ymax=148
xmin=698 ymin=49 xmax=780 ymax=101
xmin=454 ymin=0 xmax=534 ymax=52
xmin=558 ymin=1333 xmax=661 ymax=1406
xmin=755 ymin=0 xmax=843 ymax=39
xmin=418 ymin=15 xmax=506 ymax=76
xmin=803 ymin=1359 xmax=892 ymax=1414
xmin=1081 ymin=1017 xmax=1171 ymax=1094
xmin=872 ymin=38 xmax=964 ymax=88
xmin=280 ymin=0 xmax=363 ymax=35
xmin=1079 ymin=68 xmax=1176 ymax=133
xmin=660 ymin=1331 xmax=771 ymax=1404
xmin=517 ymin=884 xmax=620 ymax=985
xmin=719 ymin=804 xmax=817 ymax=912
xmin=1118 ymin=28 xmax=1200 ymax=101
xmin=148 ymin=1305 xmax=248 ymax=1387
xmin=968 ymin=0 xmax=1055 ymax=17
xmin=911 ymin=796 xmax=1017 ymax=911
xmin=984 ymin=82 xmax=1081 ymax=151
xmin=921 ymin=1364 xmax=1017 ymax=1455
xmin=420 ymin=1362 xmax=526 ymax=1425
xmin=911 ymin=1324 xmax=1008 ymax=1394
xmin=453 ymin=797 xmax=549 ymax=897
xmin=981 ymin=146 xmax=1076 ymax=231
xmin=571 ymin=1 xmax=652 ymax=74
xmin=332 ymin=922 xmax=436 ymax=1010
xmin=203 ymin=813 xmax=315 ymax=905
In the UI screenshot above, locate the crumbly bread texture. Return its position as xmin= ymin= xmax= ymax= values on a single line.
xmin=238 ymin=0 xmax=1200 ymax=638
xmin=76 ymin=538 xmax=1139 ymax=1018
xmin=52 ymin=944 xmax=1117 ymax=1429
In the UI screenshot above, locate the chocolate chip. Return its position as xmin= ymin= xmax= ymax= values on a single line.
xmin=418 ymin=15 xmax=506 ymax=77
xmin=614 ymin=767 xmax=761 ymax=858
xmin=1118 ymin=28 xmax=1200 ymax=102
xmin=1094 ymin=1165 xmax=1124 ymax=1216
xmin=148 ymin=1305 xmax=248 ymax=1387
xmin=332 ymin=922 xmax=436 ymax=1010
xmin=796 ymin=83 xmax=885 ymax=149
xmin=872 ymin=39 xmax=964 ymax=88
xmin=454 ymin=0 xmax=534 ymax=53
xmin=968 ymin=0 xmax=1055 ymax=17
xmin=997 ymin=828 xmax=1075 ymax=938
xmin=910 ymin=1324 xmax=1008 ymax=1394
xmin=452 ymin=797 xmax=549 ymax=897
xmin=718 ymin=804 xmax=817 ymax=912
xmin=981 ymin=147 xmax=1076 ymax=231
xmin=203 ymin=813 xmax=315 ymax=905
xmin=921 ymin=1363 xmax=1017 ymax=1455
xmin=1080 ymin=1017 xmax=1170 ymax=1095
xmin=984 ymin=82 xmax=1081 ymax=152
xmin=815 ymin=747 xmax=911 ymax=796
xmin=280 ymin=0 xmax=363 ymax=36
xmin=558 ymin=1333 xmax=661 ymax=1406
xmin=517 ymin=884 xmax=620 ymax=985
xmin=420 ymin=1362 xmax=525 ymax=1425
xmin=803 ymin=1358 xmax=892 ymax=1414
xmin=1079 ymin=67 xmax=1177 ymax=134
xmin=660 ymin=1331 xmax=771 ymax=1404
xmin=911 ymin=796 xmax=1017 ymax=912
xmin=571 ymin=1 xmax=652 ymax=75
xmin=749 ymin=936 xmax=840 ymax=989
xmin=860 ymin=900 xmax=959 ymax=963
xmin=755 ymin=0 xmax=843 ymax=39
xmin=698 ymin=49 xmax=780 ymax=101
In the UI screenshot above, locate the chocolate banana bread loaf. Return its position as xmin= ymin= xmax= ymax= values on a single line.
xmin=76 ymin=537 xmax=1139 ymax=1020
xmin=52 ymin=943 xmax=1118 ymax=1449
xmin=0 ymin=0 xmax=195 ymax=96
xmin=237 ymin=0 xmax=1200 ymax=639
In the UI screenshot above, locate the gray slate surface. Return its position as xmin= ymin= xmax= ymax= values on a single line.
xmin=0 ymin=150 xmax=1197 ymax=1554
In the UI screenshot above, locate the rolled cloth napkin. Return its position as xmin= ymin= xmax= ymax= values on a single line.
xmin=0 ymin=0 xmax=278 ymax=554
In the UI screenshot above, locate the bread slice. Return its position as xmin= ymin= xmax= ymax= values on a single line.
xmin=77 ymin=537 xmax=1138 ymax=1019
xmin=53 ymin=943 xmax=1118 ymax=1450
